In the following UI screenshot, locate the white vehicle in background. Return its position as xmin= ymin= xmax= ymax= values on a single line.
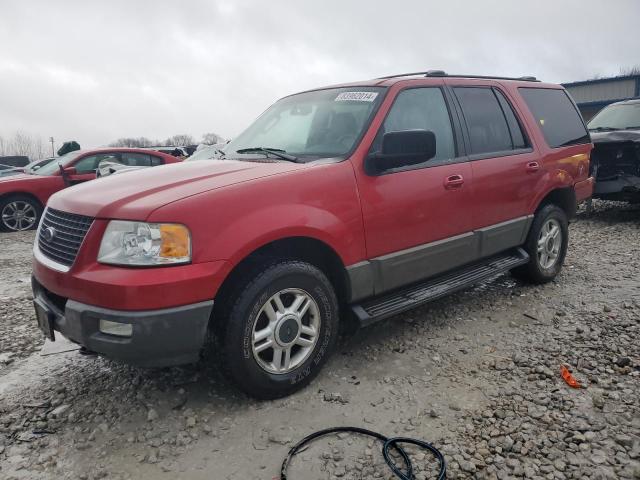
xmin=96 ymin=160 xmax=147 ymax=177
xmin=185 ymin=144 xmax=227 ymax=162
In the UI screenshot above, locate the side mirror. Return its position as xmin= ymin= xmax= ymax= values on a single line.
xmin=367 ymin=130 xmax=437 ymax=175
xmin=63 ymin=166 xmax=77 ymax=176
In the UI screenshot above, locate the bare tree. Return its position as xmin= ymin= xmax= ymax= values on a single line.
xmin=10 ymin=131 xmax=34 ymax=157
xmin=201 ymin=132 xmax=225 ymax=145
xmin=109 ymin=137 xmax=157 ymax=148
xmin=0 ymin=131 xmax=73 ymax=160
xmin=620 ymin=65 xmax=640 ymax=76
xmin=110 ymin=134 xmax=200 ymax=148
xmin=31 ymin=135 xmax=47 ymax=160
xmin=164 ymin=134 xmax=195 ymax=146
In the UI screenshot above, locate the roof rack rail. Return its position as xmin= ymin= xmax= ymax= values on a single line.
xmin=377 ymin=71 xmax=438 ymax=79
xmin=377 ymin=71 xmax=540 ymax=82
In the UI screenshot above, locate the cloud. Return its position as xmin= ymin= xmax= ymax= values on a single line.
xmin=0 ymin=0 xmax=638 ymax=148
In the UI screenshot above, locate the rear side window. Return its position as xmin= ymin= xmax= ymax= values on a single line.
xmin=453 ymin=87 xmax=512 ymax=155
xmin=120 ymin=152 xmax=166 ymax=166
xmin=121 ymin=153 xmax=153 ymax=167
xmin=519 ymin=88 xmax=589 ymax=148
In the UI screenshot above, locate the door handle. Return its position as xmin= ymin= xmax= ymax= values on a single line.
xmin=526 ymin=161 xmax=540 ymax=173
xmin=444 ymin=174 xmax=464 ymax=189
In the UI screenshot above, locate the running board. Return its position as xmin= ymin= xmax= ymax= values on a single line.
xmin=351 ymin=248 xmax=529 ymax=327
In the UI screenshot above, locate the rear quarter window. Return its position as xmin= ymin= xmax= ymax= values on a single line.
xmin=519 ymin=88 xmax=589 ymax=148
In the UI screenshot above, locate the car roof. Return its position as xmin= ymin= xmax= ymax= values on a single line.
xmin=288 ymin=71 xmax=560 ymax=97
xmin=142 ymin=146 xmax=186 ymax=150
xmin=71 ymin=147 xmax=171 ymax=156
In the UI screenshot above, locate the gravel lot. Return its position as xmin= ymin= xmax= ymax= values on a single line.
xmin=0 ymin=200 xmax=638 ymax=480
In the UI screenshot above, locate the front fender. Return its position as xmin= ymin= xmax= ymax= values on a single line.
xmin=147 ymin=161 xmax=366 ymax=268
xmin=207 ymin=203 xmax=356 ymax=267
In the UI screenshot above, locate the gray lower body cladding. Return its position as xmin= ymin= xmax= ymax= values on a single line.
xmin=347 ymin=215 xmax=533 ymax=302
xmin=32 ymin=277 xmax=213 ymax=367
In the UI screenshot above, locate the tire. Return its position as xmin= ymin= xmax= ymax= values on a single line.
xmin=512 ymin=204 xmax=568 ymax=284
xmin=0 ymin=195 xmax=42 ymax=232
xmin=216 ymin=260 xmax=339 ymax=399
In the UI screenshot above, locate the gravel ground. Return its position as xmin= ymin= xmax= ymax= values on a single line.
xmin=0 ymin=200 xmax=638 ymax=480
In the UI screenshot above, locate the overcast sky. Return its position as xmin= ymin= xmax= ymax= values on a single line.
xmin=1 ymin=0 xmax=639 ymax=149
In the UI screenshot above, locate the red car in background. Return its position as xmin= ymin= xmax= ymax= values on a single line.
xmin=0 ymin=148 xmax=179 ymax=231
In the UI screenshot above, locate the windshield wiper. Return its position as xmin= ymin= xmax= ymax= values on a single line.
xmin=235 ymin=147 xmax=300 ymax=163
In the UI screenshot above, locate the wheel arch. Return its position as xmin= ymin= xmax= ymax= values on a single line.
xmin=212 ymin=236 xmax=351 ymax=324
xmin=0 ymin=191 xmax=45 ymax=209
xmin=534 ymin=187 xmax=577 ymax=220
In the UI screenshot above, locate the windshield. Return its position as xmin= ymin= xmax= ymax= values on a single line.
xmin=33 ymin=151 xmax=83 ymax=175
xmin=224 ymin=87 xmax=385 ymax=160
xmin=24 ymin=157 xmax=55 ymax=173
xmin=588 ymin=103 xmax=640 ymax=130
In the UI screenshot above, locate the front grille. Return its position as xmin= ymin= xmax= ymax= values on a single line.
xmin=38 ymin=208 xmax=94 ymax=267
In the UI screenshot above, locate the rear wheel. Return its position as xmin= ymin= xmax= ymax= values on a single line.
xmin=216 ymin=260 xmax=339 ymax=399
xmin=0 ymin=195 xmax=42 ymax=232
xmin=512 ymin=204 xmax=568 ymax=283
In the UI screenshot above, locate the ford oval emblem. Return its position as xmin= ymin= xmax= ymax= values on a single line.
xmin=43 ymin=226 xmax=56 ymax=243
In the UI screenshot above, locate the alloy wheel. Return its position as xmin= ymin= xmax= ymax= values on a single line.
xmin=1 ymin=201 xmax=37 ymax=231
xmin=251 ymin=288 xmax=321 ymax=375
xmin=537 ymin=218 xmax=561 ymax=269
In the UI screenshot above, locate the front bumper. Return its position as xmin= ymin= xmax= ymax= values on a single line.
xmin=593 ymin=174 xmax=640 ymax=200
xmin=32 ymin=277 xmax=214 ymax=367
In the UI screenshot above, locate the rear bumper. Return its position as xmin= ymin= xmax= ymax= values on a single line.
xmin=575 ymin=177 xmax=595 ymax=203
xmin=32 ymin=277 xmax=213 ymax=367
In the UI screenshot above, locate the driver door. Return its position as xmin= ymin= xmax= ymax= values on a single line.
xmin=354 ymin=86 xmax=474 ymax=294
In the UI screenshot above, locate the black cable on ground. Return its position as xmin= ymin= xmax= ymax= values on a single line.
xmin=280 ymin=426 xmax=446 ymax=480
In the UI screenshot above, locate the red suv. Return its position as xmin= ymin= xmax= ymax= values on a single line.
xmin=0 ymin=148 xmax=179 ymax=231
xmin=32 ymin=72 xmax=593 ymax=398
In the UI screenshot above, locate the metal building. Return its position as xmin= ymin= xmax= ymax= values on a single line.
xmin=562 ymin=74 xmax=640 ymax=122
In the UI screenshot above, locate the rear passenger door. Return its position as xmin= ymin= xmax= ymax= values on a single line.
xmin=451 ymin=85 xmax=539 ymax=258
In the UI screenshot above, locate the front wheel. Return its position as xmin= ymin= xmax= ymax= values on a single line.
xmin=0 ymin=195 xmax=42 ymax=232
xmin=216 ymin=261 xmax=339 ymax=399
xmin=512 ymin=204 xmax=569 ymax=284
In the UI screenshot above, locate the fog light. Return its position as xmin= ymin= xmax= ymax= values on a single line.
xmin=99 ymin=319 xmax=133 ymax=337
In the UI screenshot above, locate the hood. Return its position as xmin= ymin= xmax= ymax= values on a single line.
xmin=48 ymin=159 xmax=308 ymax=219
xmin=591 ymin=129 xmax=640 ymax=145
xmin=0 ymin=170 xmax=24 ymax=178
xmin=0 ymin=173 xmax=53 ymax=189
xmin=0 ymin=173 xmax=34 ymax=183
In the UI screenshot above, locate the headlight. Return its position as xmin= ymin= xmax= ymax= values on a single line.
xmin=98 ymin=220 xmax=191 ymax=266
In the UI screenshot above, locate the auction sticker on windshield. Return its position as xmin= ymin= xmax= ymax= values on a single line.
xmin=335 ymin=91 xmax=378 ymax=102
